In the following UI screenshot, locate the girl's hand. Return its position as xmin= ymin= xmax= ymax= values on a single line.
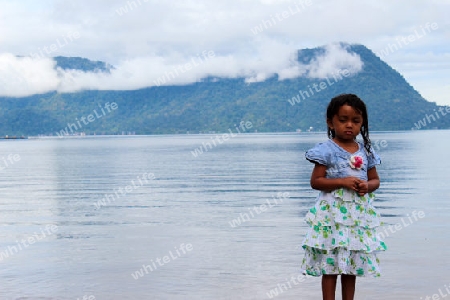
xmin=340 ymin=177 xmax=362 ymax=192
xmin=356 ymin=181 xmax=369 ymax=196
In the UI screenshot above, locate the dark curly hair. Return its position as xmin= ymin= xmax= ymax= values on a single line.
xmin=326 ymin=94 xmax=372 ymax=154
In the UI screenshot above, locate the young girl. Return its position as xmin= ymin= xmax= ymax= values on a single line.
xmin=301 ymin=94 xmax=387 ymax=300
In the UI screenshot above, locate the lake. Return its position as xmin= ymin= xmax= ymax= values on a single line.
xmin=0 ymin=131 xmax=448 ymax=299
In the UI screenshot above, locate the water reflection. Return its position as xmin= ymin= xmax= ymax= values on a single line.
xmin=0 ymin=131 xmax=448 ymax=299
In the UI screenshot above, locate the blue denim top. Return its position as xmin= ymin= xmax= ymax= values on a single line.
xmin=305 ymin=139 xmax=381 ymax=181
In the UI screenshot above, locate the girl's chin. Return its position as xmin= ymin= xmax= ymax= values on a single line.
xmin=337 ymin=135 xmax=356 ymax=141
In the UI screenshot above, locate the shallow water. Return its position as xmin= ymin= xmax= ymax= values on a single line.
xmin=0 ymin=131 xmax=448 ymax=299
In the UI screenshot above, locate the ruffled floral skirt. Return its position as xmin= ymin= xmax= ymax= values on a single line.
xmin=301 ymin=188 xmax=387 ymax=277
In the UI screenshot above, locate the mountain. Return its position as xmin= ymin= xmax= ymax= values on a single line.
xmin=0 ymin=44 xmax=447 ymax=136
xmin=53 ymin=56 xmax=112 ymax=72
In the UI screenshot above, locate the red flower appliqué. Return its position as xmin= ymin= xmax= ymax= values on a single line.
xmin=349 ymin=155 xmax=363 ymax=170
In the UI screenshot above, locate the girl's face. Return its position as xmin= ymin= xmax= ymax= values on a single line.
xmin=327 ymin=104 xmax=363 ymax=142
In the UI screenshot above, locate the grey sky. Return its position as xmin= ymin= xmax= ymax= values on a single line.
xmin=0 ymin=0 xmax=448 ymax=104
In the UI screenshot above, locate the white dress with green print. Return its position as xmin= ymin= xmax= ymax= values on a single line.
xmin=301 ymin=140 xmax=387 ymax=277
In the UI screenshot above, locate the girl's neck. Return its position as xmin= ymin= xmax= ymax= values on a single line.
xmin=332 ymin=138 xmax=359 ymax=153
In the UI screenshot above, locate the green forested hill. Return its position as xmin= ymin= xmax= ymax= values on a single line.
xmin=0 ymin=44 xmax=447 ymax=136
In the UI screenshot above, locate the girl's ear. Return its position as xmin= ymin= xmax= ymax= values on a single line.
xmin=326 ymin=118 xmax=333 ymax=130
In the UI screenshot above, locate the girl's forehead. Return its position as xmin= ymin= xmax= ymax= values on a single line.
xmin=336 ymin=104 xmax=362 ymax=116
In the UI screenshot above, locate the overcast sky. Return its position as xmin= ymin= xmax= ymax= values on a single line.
xmin=0 ymin=0 xmax=448 ymax=105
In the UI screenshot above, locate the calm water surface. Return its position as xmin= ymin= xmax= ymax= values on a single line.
xmin=0 ymin=131 xmax=449 ymax=299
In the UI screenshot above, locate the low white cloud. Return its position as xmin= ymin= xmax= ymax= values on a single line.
xmin=0 ymin=54 xmax=60 ymax=97
xmin=306 ymin=44 xmax=364 ymax=78
xmin=0 ymin=42 xmax=364 ymax=97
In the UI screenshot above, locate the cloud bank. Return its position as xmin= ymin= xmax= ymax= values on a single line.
xmin=0 ymin=43 xmax=363 ymax=97
xmin=0 ymin=0 xmax=448 ymax=103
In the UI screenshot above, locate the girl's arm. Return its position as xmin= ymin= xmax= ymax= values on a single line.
xmin=310 ymin=164 xmax=380 ymax=195
xmin=310 ymin=164 xmax=361 ymax=192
